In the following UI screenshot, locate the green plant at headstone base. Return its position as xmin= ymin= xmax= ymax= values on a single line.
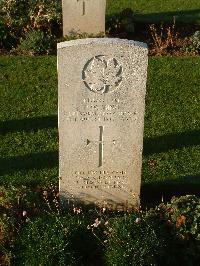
xmin=0 ymin=185 xmax=200 ymax=265
xmin=152 ymin=195 xmax=200 ymax=242
xmin=105 ymin=195 xmax=200 ymax=266
xmin=14 ymin=213 xmax=104 ymax=265
xmin=0 ymin=185 xmax=104 ymax=265
xmin=0 ymin=185 xmax=42 ymax=265
xmin=14 ymin=215 xmax=75 ymax=266
xmin=105 ymin=212 xmax=164 ymax=266
xmin=19 ymin=30 xmax=56 ymax=55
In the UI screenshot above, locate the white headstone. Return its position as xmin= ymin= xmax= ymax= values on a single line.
xmin=62 ymin=0 xmax=106 ymax=36
xmin=58 ymin=38 xmax=148 ymax=210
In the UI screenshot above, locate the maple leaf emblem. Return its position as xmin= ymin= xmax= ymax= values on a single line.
xmin=83 ymin=55 xmax=123 ymax=93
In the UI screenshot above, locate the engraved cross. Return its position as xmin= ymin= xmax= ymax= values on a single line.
xmin=77 ymin=0 xmax=86 ymax=16
xmin=87 ymin=126 xmax=116 ymax=167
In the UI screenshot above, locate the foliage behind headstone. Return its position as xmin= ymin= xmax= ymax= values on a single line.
xmin=0 ymin=0 xmax=62 ymax=49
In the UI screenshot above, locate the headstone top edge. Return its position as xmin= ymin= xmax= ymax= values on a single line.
xmin=57 ymin=38 xmax=148 ymax=50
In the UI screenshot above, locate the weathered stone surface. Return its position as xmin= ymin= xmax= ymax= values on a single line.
xmin=62 ymin=0 xmax=106 ymax=36
xmin=58 ymin=38 xmax=148 ymax=210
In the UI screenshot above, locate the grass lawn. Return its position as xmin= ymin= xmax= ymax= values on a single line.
xmin=107 ymin=0 xmax=200 ymax=24
xmin=0 ymin=56 xmax=199 ymax=204
xmin=0 ymin=2 xmax=200 ymax=264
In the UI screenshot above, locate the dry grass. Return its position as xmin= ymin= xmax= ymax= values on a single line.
xmin=149 ymin=18 xmax=178 ymax=55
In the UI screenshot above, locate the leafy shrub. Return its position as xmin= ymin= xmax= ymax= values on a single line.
xmin=0 ymin=0 xmax=61 ymax=32
xmin=0 ymin=0 xmax=62 ymax=50
xmin=105 ymin=195 xmax=200 ymax=266
xmin=148 ymin=195 xmax=200 ymax=266
xmin=151 ymin=195 xmax=200 ymax=241
xmin=0 ymin=0 xmax=30 ymax=29
xmin=19 ymin=30 xmax=55 ymax=55
xmin=192 ymin=31 xmax=200 ymax=51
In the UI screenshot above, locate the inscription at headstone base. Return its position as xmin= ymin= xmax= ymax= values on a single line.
xmin=62 ymin=0 xmax=106 ymax=36
xmin=58 ymin=38 xmax=148 ymax=210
